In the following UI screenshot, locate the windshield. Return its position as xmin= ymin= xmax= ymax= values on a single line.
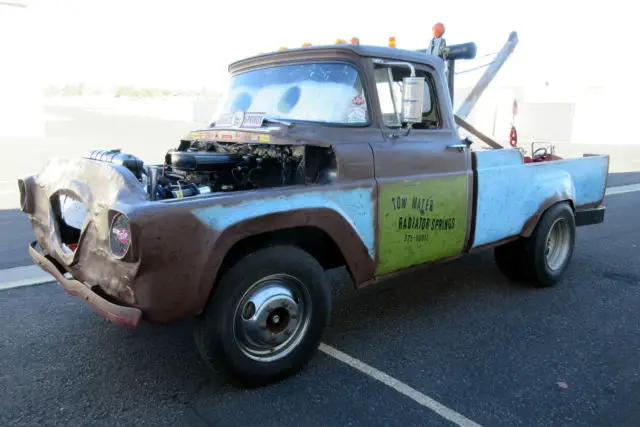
xmin=213 ymin=62 xmax=369 ymax=126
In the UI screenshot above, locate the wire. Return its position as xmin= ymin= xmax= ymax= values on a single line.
xmin=477 ymin=51 xmax=498 ymax=58
xmin=455 ymin=61 xmax=494 ymax=74
xmin=453 ymin=51 xmax=498 ymax=74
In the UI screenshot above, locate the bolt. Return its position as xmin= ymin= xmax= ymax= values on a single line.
xmin=272 ymin=314 xmax=280 ymax=324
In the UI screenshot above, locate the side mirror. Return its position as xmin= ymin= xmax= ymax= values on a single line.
xmin=401 ymin=77 xmax=425 ymax=124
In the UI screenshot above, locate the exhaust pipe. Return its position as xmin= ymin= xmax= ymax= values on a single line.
xmin=147 ymin=166 xmax=160 ymax=201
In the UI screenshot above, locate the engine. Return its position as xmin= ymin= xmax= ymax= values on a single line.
xmin=86 ymin=149 xmax=145 ymax=179
xmin=85 ymin=140 xmax=335 ymax=201
xmin=153 ymin=141 xmax=307 ymax=199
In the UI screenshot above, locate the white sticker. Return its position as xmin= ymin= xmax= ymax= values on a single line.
xmin=347 ymin=107 xmax=367 ymax=123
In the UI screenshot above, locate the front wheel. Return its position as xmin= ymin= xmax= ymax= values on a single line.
xmin=194 ymin=245 xmax=331 ymax=387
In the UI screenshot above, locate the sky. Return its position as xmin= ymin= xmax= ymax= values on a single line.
xmin=1 ymin=0 xmax=635 ymax=92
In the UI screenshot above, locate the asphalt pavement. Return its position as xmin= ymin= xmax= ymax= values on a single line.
xmin=1 ymin=190 xmax=639 ymax=427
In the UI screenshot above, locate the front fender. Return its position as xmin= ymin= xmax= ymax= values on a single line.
xmin=191 ymin=186 xmax=377 ymax=312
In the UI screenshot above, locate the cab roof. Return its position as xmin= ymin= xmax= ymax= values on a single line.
xmin=228 ymin=44 xmax=444 ymax=73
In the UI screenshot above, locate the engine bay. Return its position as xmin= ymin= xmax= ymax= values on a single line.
xmin=86 ymin=139 xmax=337 ymax=201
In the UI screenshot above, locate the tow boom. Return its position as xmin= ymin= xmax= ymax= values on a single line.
xmin=455 ymin=31 xmax=519 ymax=121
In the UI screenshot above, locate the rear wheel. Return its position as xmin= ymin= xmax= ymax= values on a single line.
xmin=194 ymin=245 xmax=331 ymax=387
xmin=519 ymin=202 xmax=576 ymax=287
xmin=494 ymin=239 xmax=526 ymax=281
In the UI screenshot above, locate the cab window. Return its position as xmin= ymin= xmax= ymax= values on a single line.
xmin=374 ymin=65 xmax=440 ymax=130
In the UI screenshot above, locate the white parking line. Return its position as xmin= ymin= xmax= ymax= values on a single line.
xmin=605 ymin=183 xmax=640 ymax=196
xmin=319 ymin=343 xmax=482 ymax=427
xmin=0 ymin=265 xmax=53 ymax=291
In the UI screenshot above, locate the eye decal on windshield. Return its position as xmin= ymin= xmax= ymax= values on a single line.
xmin=214 ymin=62 xmax=369 ymax=125
xmin=277 ymin=86 xmax=301 ymax=114
xmin=231 ymin=92 xmax=253 ymax=112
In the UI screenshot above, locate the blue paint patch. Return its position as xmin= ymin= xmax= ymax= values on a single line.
xmin=472 ymin=152 xmax=608 ymax=248
xmin=553 ymin=156 xmax=609 ymax=206
xmin=192 ymin=188 xmax=376 ymax=259
xmin=475 ymin=148 xmax=523 ymax=169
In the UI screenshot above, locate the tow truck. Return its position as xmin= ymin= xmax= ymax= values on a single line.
xmin=18 ymin=26 xmax=609 ymax=386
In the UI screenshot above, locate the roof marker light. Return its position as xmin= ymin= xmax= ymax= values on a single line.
xmin=351 ymin=37 xmax=360 ymax=45
xmin=389 ymin=36 xmax=396 ymax=48
xmin=432 ymin=22 xmax=445 ymax=38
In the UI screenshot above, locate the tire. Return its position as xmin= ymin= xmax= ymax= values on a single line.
xmin=494 ymin=239 xmax=526 ymax=281
xmin=519 ymin=202 xmax=576 ymax=288
xmin=194 ymin=245 xmax=331 ymax=387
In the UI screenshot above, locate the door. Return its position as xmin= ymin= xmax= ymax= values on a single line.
xmin=370 ymin=62 xmax=473 ymax=276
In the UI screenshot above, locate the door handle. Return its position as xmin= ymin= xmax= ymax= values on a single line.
xmin=447 ymin=143 xmax=469 ymax=152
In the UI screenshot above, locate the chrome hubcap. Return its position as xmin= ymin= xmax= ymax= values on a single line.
xmin=233 ymin=274 xmax=310 ymax=362
xmin=545 ymin=218 xmax=571 ymax=271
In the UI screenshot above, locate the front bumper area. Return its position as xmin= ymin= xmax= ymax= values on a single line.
xmin=29 ymin=241 xmax=142 ymax=327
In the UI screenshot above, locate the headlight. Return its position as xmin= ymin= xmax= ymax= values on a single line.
xmin=109 ymin=213 xmax=131 ymax=259
xmin=18 ymin=176 xmax=35 ymax=214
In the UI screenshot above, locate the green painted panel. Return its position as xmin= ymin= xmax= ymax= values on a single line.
xmin=376 ymin=174 xmax=469 ymax=275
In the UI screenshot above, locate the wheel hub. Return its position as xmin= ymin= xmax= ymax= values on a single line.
xmin=544 ymin=218 xmax=571 ymax=271
xmin=238 ymin=282 xmax=302 ymax=351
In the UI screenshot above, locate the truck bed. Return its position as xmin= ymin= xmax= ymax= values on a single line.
xmin=471 ymin=148 xmax=609 ymax=248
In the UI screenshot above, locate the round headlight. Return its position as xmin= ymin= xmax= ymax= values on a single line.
xmin=109 ymin=213 xmax=131 ymax=258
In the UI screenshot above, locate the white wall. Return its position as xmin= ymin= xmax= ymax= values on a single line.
xmin=455 ymin=84 xmax=636 ymax=146
xmin=0 ymin=3 xmax=46 ymax=138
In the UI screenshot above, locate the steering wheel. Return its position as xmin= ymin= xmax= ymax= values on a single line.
xmin=532 ymin=147 xmax=548 ymax=160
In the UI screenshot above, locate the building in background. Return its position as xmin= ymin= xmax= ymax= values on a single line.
xmin=456 ymin=83 xmax=629 ymax=148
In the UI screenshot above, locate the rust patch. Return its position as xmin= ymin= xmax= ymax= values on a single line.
xmin=358 ymin=252 xmax=466 ymax=290
xmin=468 ymin=235 xmax=519 ymax=253
xmin=519 ymin=195 xmax=568 ymax=237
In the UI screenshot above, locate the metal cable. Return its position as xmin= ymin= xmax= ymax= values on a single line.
xmin=455 ymin=61 xmax=494 ymax=74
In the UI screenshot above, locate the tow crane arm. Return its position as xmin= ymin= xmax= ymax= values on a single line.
xmin=454 ymin=32 xmax=519 ymax=122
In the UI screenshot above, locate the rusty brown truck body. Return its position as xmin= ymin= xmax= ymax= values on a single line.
xmin=18 ymin=44 xmax=609 ymax=386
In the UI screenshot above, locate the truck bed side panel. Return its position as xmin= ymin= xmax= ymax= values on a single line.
xmin=471 ymin=149 xmax=609 ymax=248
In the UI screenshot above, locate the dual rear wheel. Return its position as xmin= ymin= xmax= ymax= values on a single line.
xmin=494 ymin=202 xmax=576 ymax=287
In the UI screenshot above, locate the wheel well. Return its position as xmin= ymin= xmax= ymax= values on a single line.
xmin=549 ymin=199 xmax=575 ymax=219
xmin=566 ymin=199 xmax=575 ymax=212
xmin=217 ymin=226 xmax=349 ymax=280
xmin=522 ymin=199 xmax=575 ymax=238
xmin=548 ymin=199 xmax=575 ymax=216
